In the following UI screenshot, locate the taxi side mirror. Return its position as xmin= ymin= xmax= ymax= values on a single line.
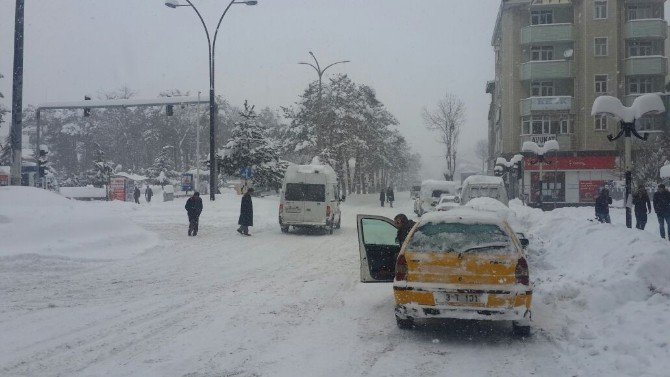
xmin=516 ymin=232 xmax=529 ymax=249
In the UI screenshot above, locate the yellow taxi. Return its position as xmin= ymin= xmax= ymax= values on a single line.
xmin=357 ymin=208 xmax=532 ymax=336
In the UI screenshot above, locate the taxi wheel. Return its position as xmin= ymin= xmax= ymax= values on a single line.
xmin=328 ymin=223 xmax=334 ymax=235
xmin=335 ymin=217 xmax=341 ymax=229
xmin=395 ymin=315 xmax=414 ymax=329
xmin=280 ymin=225 xmax=289 ymax=233
xmin=512 ymin=321 xmax=531 ymax=337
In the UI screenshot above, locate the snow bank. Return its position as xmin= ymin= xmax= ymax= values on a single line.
xmin=0 ymin=186 xmax=157 ymax=260
xmin=464 ymin=196 xmax=514 ymax=221
xmin=511 ymin=202 xmax=670 ymax=375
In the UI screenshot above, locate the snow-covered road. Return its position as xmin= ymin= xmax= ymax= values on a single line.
xmin=2 ymin=189 xmax=668 ymax=376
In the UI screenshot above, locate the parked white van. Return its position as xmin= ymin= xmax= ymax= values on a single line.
xmin=278 ymin=164 xmax=342 ymax=234
xmin=413 ymin=180 xmax=459 ymax=216
xmin=460 ymin=175 xmax=509 ymax=206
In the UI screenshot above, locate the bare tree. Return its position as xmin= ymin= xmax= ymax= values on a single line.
xmin=475 ymin=139 xmax=488 ymax=172
xmin=423 ymin=93 xmax=465 ymax=180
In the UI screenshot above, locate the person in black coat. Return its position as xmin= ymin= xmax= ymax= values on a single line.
xmin=237 ymin=188 xmax=254 ymax=236
xmin=145 ymin=186 xmax=153 ymax=203
xmin=394 ymin=214 xmax=416 ymax=246
xmin=632 ymin=186 xmax=652 ymax=230
xmin=133 ymin=186 xmax=141 ymax=204
xmin=653 ymin=184 xmax=670 ymax=239
xmin=185 ymin=192 xmax=203 ymax=236
xmin=379 ymin=189 xmax=386 ymax=207
xmin=594 ymin=188 xmax=612 ymax=223
xmin=386 ymin=187 xmax=395 ymax=208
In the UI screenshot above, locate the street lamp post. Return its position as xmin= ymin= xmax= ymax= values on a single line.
xmin=298 ymin=51 xmax=350 ymax=102
xmin=165 ymin=0 xmax=257 ymax=201
xmin=592 ymin=94 xmax=665 ymax=228
xmin=522 ymin=140 xmax=559 ymax=210
xmin=495 ymin=154 xmax=523 ymax=198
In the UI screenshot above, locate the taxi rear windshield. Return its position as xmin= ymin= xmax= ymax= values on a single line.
xmin=285 ymin=183 xmax=326 ymax=202
xmin=406 ymin=223 xmax=513 ymax=254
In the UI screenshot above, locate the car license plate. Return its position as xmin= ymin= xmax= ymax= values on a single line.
xmin=434 ymin=292 xmax=486 ymax=305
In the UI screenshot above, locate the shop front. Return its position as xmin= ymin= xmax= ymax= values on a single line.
xmin=524 ymin=153 xmax=618 ymax=208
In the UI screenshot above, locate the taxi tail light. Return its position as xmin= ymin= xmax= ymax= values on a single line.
xmin=515 ymin=257 xmax=529 ymax=285
xmin=326 ymin=205 xmax=332 ymax=218
xmin=395 ymin=254 xmax=408 ymax=281
xmin=279 ymin=203 xmax=284 ymax=213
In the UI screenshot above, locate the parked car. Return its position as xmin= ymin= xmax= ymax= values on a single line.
xmin=279 ymin=164 xmax=342 ymax=234
xmin=413 ymin=180 xmax=459 ymax=216
xmin=460 ymin=175 xmax=508 ymax=206
xmin=410 ymin=185 xmax=421 ymax=200
xmin=435 ymin=194 xmax=460 ymax=211
xmin=356 ymin=208 xmax=532 ymax=336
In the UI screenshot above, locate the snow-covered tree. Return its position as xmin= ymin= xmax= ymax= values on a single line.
xmin=149 ymin=145 xmax=176 ymax=183
xmin=86 ymin=144 xmax=115 ymax=188
xmin=0 ymin=73 xmax=8 ymax=128
xmin=218 ymin=100 xmax=287 ymax=189
xmin=423 ymin=92 xmax=465 ymax=181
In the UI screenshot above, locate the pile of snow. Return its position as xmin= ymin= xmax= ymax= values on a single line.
xmin=464 ymin=196 xmax=514 ymax=220
xmin=0 ymin=186 xmax=157 ymax=259
xmin=419 ymin=180 xmax=459 ymax=197
xmin=591 ymin=93 xmax=665 ymax=123
xmin=511 ymin=202 xmax=670 ymax=375
xmin=461 ymin=175 xmax=504 ymax=186
xmin=59 ymin=186 xmax=107 ymax=199
xmin=419 ymin=207 xmax=505 ymax=226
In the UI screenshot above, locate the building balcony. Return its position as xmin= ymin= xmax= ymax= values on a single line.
xmin=624 ymin=56 xmax=668 ymax=76
xmin=520 ymin=134 xmax=572 ymax=150
xmin=625 ymin=19 xmax=668 ymax=39
xmin=521 ymin=23 xmax=573 ymax=45
xmin=520 ymin=96 xmax=573 ymax=116
xmin=520 ymin=60 xmax=573 ymax=81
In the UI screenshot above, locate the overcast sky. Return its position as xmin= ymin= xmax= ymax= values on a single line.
xmin=0 ymin=0 xmax=503 ymax=179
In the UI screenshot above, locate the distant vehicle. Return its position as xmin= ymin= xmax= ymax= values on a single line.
xmin=460 ymin=175 xmax=508 ymax=206
xmin=413 ymin=180 xmax=459 ymax=216
xmin=410 ymin=185 xmax=421 ymax=199
xmin=278 ymin=164 xmax=342 ymax=234
xmin=435 ymin=194 xmax=460 ymax=211
xmin=356 ymin=208 xmax=532 ymax=335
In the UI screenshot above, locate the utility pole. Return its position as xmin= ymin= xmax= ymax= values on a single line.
xmin=10 ymin=0 xmax=25 ymax=185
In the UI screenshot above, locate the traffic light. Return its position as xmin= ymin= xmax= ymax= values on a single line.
xmin=83 ymin=95 xmax=91 ymax=117
xmin=166 ymin=104 xmax=174 ymax=116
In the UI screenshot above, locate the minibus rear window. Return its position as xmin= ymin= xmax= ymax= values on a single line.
xmin=285 ymin=183 xmax=326 ymax=202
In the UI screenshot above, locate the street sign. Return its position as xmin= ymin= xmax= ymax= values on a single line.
xmin=240 ymin=167 xmax=253 ymax=180
xmin=181 ymin=173 xmax=194 ymax=191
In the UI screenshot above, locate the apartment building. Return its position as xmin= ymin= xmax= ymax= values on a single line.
xmin=489 ymin=0 xmax=668 ymax=206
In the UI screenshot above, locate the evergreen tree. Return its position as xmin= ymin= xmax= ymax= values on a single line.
xmin=149 ymin=145 xmax=176 ymax=184
xmin=86 ymin=144 xmax=114 ymax=188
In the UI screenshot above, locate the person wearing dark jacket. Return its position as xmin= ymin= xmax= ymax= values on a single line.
xmin=594 ymin=188 xmax=612 ymax=223
xmin=237 ymin=188 xmax=254 ymax=236
xmin=379 ymin=189 xmax=386 ymax=207
xmin=145 ymin=186 xmax=153 ymax=203
xmin=632 ymin=186 xmax=652 ymax=230
xmin=653 ymin=184 xmax=670 ymax=239
xmin=133 ymin=186 xmax=141 ymax=204
xmin=394 ymin=214 xmax=416 ymax=246
xmin=185 ymin=192 xmax=203 ymax=236
xmin=386 ymin=187 xmax=395 ymax=208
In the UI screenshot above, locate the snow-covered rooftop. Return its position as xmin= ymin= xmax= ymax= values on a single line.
xmin=114 ymin=172 xmax=148 ymax=181
xmin=462 ymin=175 xmax=504 ymax=186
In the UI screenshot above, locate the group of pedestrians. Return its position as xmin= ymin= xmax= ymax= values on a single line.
xmin=133 ymin=186 xmax=153 ymax=204
xmin=379 ymin=187 xmax=395 ymax=207
xmin=184 ymin=188 xmax=254 ymax=237
xmin=595 ymin=183 xmax=670 ymax=240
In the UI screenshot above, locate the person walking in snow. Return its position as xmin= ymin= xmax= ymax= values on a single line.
xmin=594 ymin=188 xmax=612 ymax=223
xmin=133 ymin=186 xmax=141 ymax=204
xmin=379 ymin=189 xmax=386 ymax=207
xmin=237 ymin=188 xmax=254 ymax=236
xmin=653 ymin=184 xmax=670 ymax=239
xmin=393 ymin=214 xmax=416 ymax=246
xmin=185 ymin=192 xmax=203 ymax=236
xmin=632 ymin=185 xmax=651 ymax=230
xmin=386 ymin=187 xmax=395 ymax=208
xmin=145 ymin=186 xmax=153 ymax=203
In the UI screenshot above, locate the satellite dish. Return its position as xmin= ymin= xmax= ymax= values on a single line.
xmin=564 ymin=49 xmax=574 ymax=59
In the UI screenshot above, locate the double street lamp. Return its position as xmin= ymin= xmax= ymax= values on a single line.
xmin=165 ymin=0 xmax=258 ymax=201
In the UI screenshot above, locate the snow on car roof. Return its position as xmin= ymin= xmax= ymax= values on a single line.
xmin=419 ymin=207 xmax=506 ymax=226
xmin=462 ymin=175 xmax=503 ymax=186
xmin=420 ymin=180 xmax=459 ymax=195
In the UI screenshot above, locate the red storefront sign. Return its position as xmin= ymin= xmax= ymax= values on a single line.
xmin=524 ymin=155 xmax=616 ymax=171
xmin=579 ymin=180 xmax=605 ymax=203
xmin=110 ymin=177 xmax=126 ymax=201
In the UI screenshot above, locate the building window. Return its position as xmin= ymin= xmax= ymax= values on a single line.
xmin=628 ymin=41 xmax=655 ymax=57
xmin=595 ymin=115 xmax=607 ymax=131
xmin=594 ymin=38 xmax=608 ymax=56
xmin=531 ymin=10 xmax=554 ymax=25
xmin=627 ymin=5 xmax=660 ymax=21
xmin=628 ymin=77 xmax=654 ymax=94
xmin=522 ymin=116 xmax=573 ymax=135
xmin=594 ymin=0 xmax=607 ymax=19
xmin=560 ymin=119 xmax=570 ymax=134
xmin=531 ymin=46 xmax=554 ymax=61
xmin=595 ymin=75 xmax=608 ymax=93
xmin=531 ymin=81 xmax=554 ymax=96
xmin=637 ymin=116 xmax=662 ymax=132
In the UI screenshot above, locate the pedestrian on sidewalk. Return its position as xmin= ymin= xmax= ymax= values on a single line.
xmin=237 ymin=188 xmax=254 ymax=236
xmin=145 ymin=186 xmax=153 ymax=203
xmin=632 ymin=185 xmax=651 ymax=230
xmin=594 ymin=188 xmax=612 ymax=223
xmin=133 ymin=186 xmax=141 ymax=204
xmin=386 ymin=187 xmax=395 ymax=208
xmin=379 ymin=189 xmax=386 ymax=207
xmin=653 ymin=183 xmax=670 ymax=239
xmin=185 ymin=191 xmax=203 ymax=236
